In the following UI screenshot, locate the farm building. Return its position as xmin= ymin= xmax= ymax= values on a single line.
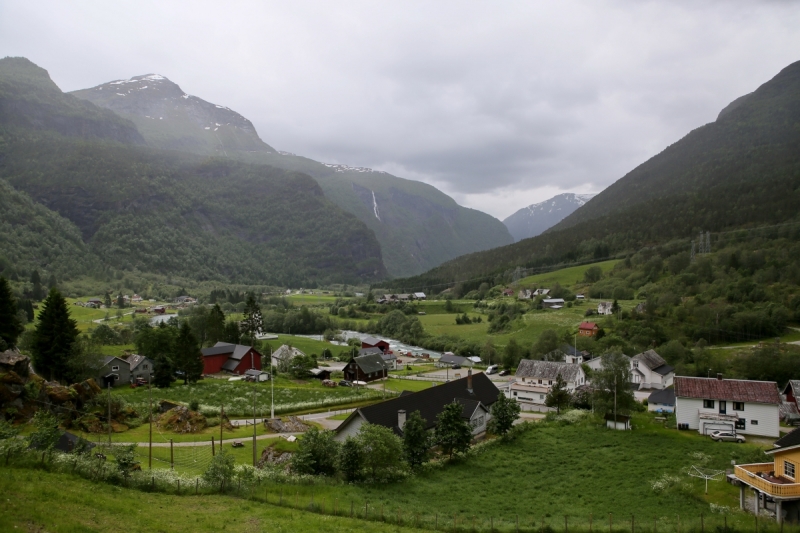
xmin=674 ymin=375 xmax=781 ymax=437
xmin=541 ymin=298 xmax=565 ymax=309
xmin=201 ymin=342 xmax=262 ymax=375
xmin=435 ymin=352 xmax=472 ymax=368
xmin=344 ymin=352 xmax=388 ymax=383
xmin=334 ymin=371 xmax=499 ymax=442
xmin=361 ymin=336 xmax=390 ymax=353
xmin=578 ymin=321 xmax=598 ymax=337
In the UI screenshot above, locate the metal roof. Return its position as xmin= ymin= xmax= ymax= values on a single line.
xmin=515 ymin=359 xmax=583 ymax=382
xmin=648 ymin=388 xmax=676 ymax=406
xmin=353 ymin=353 xmax=388 ymax=374
xmin=632 ymin=350 xmax=668 ymax=371
xmin=674 ymin=376 xmax=780 ymax=404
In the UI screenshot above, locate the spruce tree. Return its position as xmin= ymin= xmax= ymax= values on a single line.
xmin=174 ymin=322 xmax=202 ymax=384
xmin=104 ymin=292 xmax=112 ymax=309
xmin=0 ymin=277 xmax=24 ymax=350
xmin=402 ymin=410 xmax=430 ymax=468
xmin=240 ymin=294 xmax=263 ymax=345
xmin=152 ymin=353 xmax=174 ymax=388
xmin=30 ymin=270 xmax=42 ymax=301
xmin=32 ymin=288 xmax=79 ymax=382
xmin=206 ymin=304 xmax=225 ymax=345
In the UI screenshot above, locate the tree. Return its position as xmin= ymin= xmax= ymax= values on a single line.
xmin=481 ymin=339 xmax=497 ymax=365
xmin=0 ymin=277 xmax=24 ymax=350
xmin=104 ymin=292 xmax=112 ymax=309
xmin=544 ymin=373 xmax=571 ymax=414
xmin=241 ymin=294 xmax=263 ymax=346
xmin=337 ymin=436 xmax=363 ymax=482
xmin=357 ymin=423 xmax=404 ymax=479
xmin=444 ymin=299 xmax=454 ymax=312
xmin=502 ymin=338 xmax=525 ymax=369
xmin=203 ymin=450 xmax=235 ymax=491
xmin=117 ymin=293 xmax=125 ymax=309
xmin=488 ymin=394 xmax=521 ymax=437
xmin=289 ymin=353 xmax=317 ymax=379
xmin=30 ymin=270 xmax=43 ymax=301
xmin=28 ymin=410 xmax=61 ymax=462
xmin=583 ymin=265 xmax=603 ymax=283
xmin=222 ymin=320 xmax=241 ymax=344
xmin=32 ymin=288 xmax=79 ymax=382
xmin=402 ymin=410 xmax=431 ymax=468
xmin=593 ymin=350 xmax=637 ymax=416
xmin=611 ymin=299 xmax=621 ymax=316
xmin=531 ymin=329 xmax=560 ymax=358
xmin=435 ymin=402 xmax=472 ymax=458
xmin=114 ymin=444 xmax=139 ymax=478
xmin=47 ymin=273 xmax=57 ymax=290
xmin=151 ymin=353 xmax=174 ymax=388
xmin=173 ymin=322 xmax=202 ymax=384
xmin=206 ymin=304 xmax=226 ymax=345
xmin=290 ymin=427 xmax=339 ymax=476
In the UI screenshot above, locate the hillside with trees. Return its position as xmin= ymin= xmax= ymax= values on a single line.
xmin=0 ymin=57 xmax=386 ymax=286
xmin=388 ymin=60 xmax=800 ymax=292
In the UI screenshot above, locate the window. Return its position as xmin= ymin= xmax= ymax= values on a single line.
xmin=513 ymin=391 xmax=517 ymax=397
xmin=111 ymin=365 xmax=119 ymax=371
xmin=538 ymin=379 xmax=542 ymax=384
xmin=785 ymin=461 xmax=796 ymax=479
xmin=735 ymin=419 xmax=746 ymax=430
xmin=733 ymin=402 xmax=744 ymax=411
xmin=548 ymin=380 xmax=552 ymax=385
xmin=703 ymin=399 xmax=715 ymax=409
xmin=750 ymin=420 xmax=758 ymax=425
xmin=539 ymin=394 xmax=544 ymax=399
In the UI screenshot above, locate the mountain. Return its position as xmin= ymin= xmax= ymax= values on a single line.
xmin=502 ymin=193 xmax=595 ymax=242
xmin=71 ymin=75 xmax=513 ymax=277
xmin=0 ymin=57 xmax=386 ymax=286
xmin=389 ymin=60 xmax=800 ymax=292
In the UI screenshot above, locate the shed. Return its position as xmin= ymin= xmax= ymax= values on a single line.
xmin=245 ymin=369 xmax=270 ymax=382
xmin=309 ymin=368 xmax=332 ymax=380
xmin=605 ymin=413 xmax=631 ymax=430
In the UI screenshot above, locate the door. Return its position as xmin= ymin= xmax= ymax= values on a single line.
xmin=719 ymin=401 xmax=727 ymax=415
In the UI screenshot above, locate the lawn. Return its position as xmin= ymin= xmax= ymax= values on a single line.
xmin=0 ymin=467 xmax=420 ymax=533
xmin=286 ymin=293 xmax=339 ymax=306
xmin=284 ymin=412 xmax=774 ymax=531
xmin=384 ymin=378 xmax=442 ymax=393
xmin=262 ymin=334 xmax=353 ymax=359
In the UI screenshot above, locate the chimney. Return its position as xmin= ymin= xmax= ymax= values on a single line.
xmin=467 ymin=368 xmax=473 ymax=393
xmin=397 ymin=409 xmax=406 ymax=430
xmin=716 ymin=373 xmax=723 ymax=381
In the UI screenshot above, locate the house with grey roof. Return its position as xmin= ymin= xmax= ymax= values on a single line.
xmin=97 ymin=356 xmax=131 ymax=388
xmin=270 ymin=345 xmax=305 ymax=372
xmin=510 ymin=359 xmax=586 ymax=411
xmin=781 ymin=380 xmax=800 ymax=425
xmin=335 ymin=371 xmax=499 ymax=442
xmin=630 ymin=350 xmax=674 ymax=390
xmin=360 ymin=347 xmax=398 ymax=370
xmin=435 ymin=352 xmax=472 ymax=368
xmin=126 ymin=354 xmax=153 ymax=383
xmin=344 ymin=352 xmax=388 ymax=383
xmin=648 ymin=388 xmax=676 ymax=413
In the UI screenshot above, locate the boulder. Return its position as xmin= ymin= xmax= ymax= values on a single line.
xmin=157 ymin=406 xmax=207 ymax=434
xmin=45 ymin=383 xmax=74 ymax=403
xmin=0 ymin=350 xmax=29 ymax=377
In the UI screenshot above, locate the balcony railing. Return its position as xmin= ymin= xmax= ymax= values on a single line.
xmin=735 ymin=464 xmax=800 ymax=498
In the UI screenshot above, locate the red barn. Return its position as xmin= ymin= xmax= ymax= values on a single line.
xmin=200 ymin=342 xmax=262 ymax=375
xmin=361 ymin=336 xmax=390 ymax=353
xmin=578 ymin=321 xmax=599 ymax=337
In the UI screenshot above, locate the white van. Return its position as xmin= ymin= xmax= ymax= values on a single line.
xmin=486 ymin=364 xmax=498 ymax=375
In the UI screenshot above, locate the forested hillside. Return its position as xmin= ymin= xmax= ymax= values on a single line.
xmin=0 ymin=57 xmax=386 ymax=286
xmin=389 ymin=60 xmax=800 ymax=292
xmin=71 ymin=73 xmax=513 ymax=277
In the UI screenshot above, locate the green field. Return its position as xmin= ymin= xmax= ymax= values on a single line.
xmin=516 ymin=259 xmax=620 ymax=289
xmin=0 ymin=467 xmax=420 ymax=533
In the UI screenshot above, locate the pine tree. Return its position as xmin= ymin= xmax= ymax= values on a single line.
xmin=30 ymin=270 xmax=43 ymax=301
xmin=104 ymin=292 xmax=112 ymax=309
xmin=402 ymin=410 xmax=430 ymax=468
xmin=152 ymin=353 xmax=174 ymax=388
xmin=435 ymin=402 xmax=473 ymax=458
xmin=174 ymin=321 xmax=202 ymax=384
xmin=206 ymin=304 xmax=225 ymax=345
xmin=32 ymin=288 xmax=79 ymax=382
xmin=544 ymin=373 xmax=571 ymax=414
xmin=0 ymin=277 xmax=24 ymax=350
xmin=222 ymin=320 xmax=240 ymax=344
xmin=117 ymin=293 xmax=125 ymax=309
xmin=240 ymin=294 xmax=263 ymax=345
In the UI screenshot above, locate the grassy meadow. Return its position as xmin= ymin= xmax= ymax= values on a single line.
xmin=516 ymin=259 xmax=620 ymax=289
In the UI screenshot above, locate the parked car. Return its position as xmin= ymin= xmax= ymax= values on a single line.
xmin=499 ymin=369 xmax=510 ymax=376
xmin=486 ymin=364 xmax=499 ymax=375
xmin=709 ymin=431 xmax=745 ymax=443
xmin=339 ymin=380 xmax=353 ymax=387
xmin=452 ymin=364 xmax=461 ymax=369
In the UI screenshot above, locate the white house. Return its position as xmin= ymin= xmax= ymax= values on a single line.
xmin=630 ymin=350 xmax=674 ymax=390
xmin=674 ymin=375 xmax=781 ymax=438
xmin=510 ymin=359 xmax=586 ymax=411
xmin=542 ymin=298 xmax=565 ymax=309
xmin=413 ymin=292 xmax=426 ymax=300
xmin=597 ymin=302 xmax=613 ymax=315
xmin=271 ymin=345 xmax=305 ymax=371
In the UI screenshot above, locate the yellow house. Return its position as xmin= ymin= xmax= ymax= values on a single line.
xmin=735 ymin=427 xmax=800 ymax=523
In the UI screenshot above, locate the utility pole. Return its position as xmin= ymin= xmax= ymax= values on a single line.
xmin=252 ymin=387 xmax=257 ymax=467
xmin=148 ymin=384 xmax=152 ymax=470
xmin=220 ymin=403 xmax=224 ymax=446
xmin=107 ymin=382 xmax=112 ymax=447
xmin=613 ymin=374 xmax=617 ymax=429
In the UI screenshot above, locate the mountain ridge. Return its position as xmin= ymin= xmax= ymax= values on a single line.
xmin=503 ymin=193 xmax=596 ymax=242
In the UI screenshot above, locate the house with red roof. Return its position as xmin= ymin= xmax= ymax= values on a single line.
xmin=578 ymin=321 xmax=598 ymax=337
xmin=674 ymin=375 xmax=781 ymax=437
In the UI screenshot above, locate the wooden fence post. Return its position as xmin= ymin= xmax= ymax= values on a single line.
xmin=195 ymin=478 xmax=198 ymax=495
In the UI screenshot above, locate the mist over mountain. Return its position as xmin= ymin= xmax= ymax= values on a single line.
xmin=503 ymin=193 xmax=595 ymax=242
xmin=71 ymin=74 xmax=513 ymax=277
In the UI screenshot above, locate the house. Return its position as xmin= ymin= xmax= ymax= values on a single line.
xmin=647 ymin=388 xmax=676 ymax=413
xmin=334 ymin=371 xmax=499 ymax=442
xmin=502 ymin=288 xmax=515 ymax=297
xmin=381 ymin=352 xmax=398 ymax=370
xmin=733 ymin=427 xmax=800 ymax=523
xmin=630 ymin=350 xmax=674 ymax=390
xmin=397 ymin=294 xmax=411 ymax=302
xmin=200 ymin=342 xmax=263 ymax=375
xmin=674 ymin=375 xmax=781 ymax=437
xmin=576 ymin=294 xmax=585 ymax=301
xmin=126 ymin=354 xmax=153 ymax=383
xmin=435 ymin=353 xmax=472 ymax=368
xmin=413 ymin=292 xmax=426 ymax=300
xmin=782 ymin=381 xmax=800 ymax=425
xmin=605 ymin=413 xmax=631 ymax=430
xmin=578 ymin=321 xmax=598 ymax=337
xmin=86 ymin=298 xmax=103 ymax=308
xmin=597 ymin=302 xmax=613 ymax=315
xmin=270 ymin=344 xmax=305 ymax=372
xmin=309 ymin=368 xmax=332 ymax=381
xmin=151 ymin=306 xmax=166 ymax=314
xmin=175 ymin=296 xmax=196 ymax=304
xmin=131 ymin=294 xmax=143 ymax=303
xmin=559 ymin=345 xmax=586 ymax=365
xmin=97 ymin=356 xmax=131 ymax=388
xmin=532 ymin=288 xmax=550 ymax=297
xmin=542 ymin=298 xmax=565 ymax=309
xmin=343 ymin=352 xmax=388 ymax=383
xmin=634 ymin=302 xmax=647 ymax=314
xmin=361 ymin=336 xmax=390 ymax=353
xmin=510 ymin=359 xmax=586 ymax=411
xmin=518 ymin=289 xmax=532 ymax=300
xmin=244 ymin=369 xmax=270 ymax=382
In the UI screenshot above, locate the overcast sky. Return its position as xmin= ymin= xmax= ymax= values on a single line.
xmin=2 ymin=1 xmax=799 ymax=219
